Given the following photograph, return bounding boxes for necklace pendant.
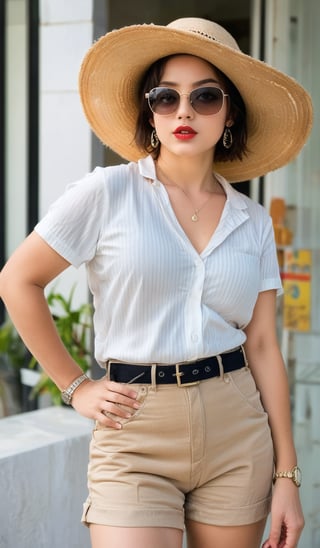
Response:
[191,213,199,222]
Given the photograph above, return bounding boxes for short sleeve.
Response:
[259,215,283,295]
[34,168,107,268]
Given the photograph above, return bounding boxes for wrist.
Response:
[273,465,302,487]
[61,373,90,405]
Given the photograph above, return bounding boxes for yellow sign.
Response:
[282,249,312,332]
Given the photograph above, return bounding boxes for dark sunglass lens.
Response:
[191,87,223,114]
[149,88,179,114]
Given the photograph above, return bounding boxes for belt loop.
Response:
[217,354,230,383]
[106,360,111,381]
[240,345,249,369]
[151,364,157,389]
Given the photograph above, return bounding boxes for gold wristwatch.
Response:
[273,465,301,487]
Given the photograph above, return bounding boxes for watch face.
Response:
[293,466,302,487]
[61,392,71,405]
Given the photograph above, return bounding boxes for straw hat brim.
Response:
[79,22,313,182]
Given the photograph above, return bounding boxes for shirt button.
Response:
[191,333,199,342]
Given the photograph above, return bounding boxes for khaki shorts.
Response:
[82,366,274,530]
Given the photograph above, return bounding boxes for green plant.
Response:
[0,321,28,415]
[0,321,27,369]
[29,286,93,405]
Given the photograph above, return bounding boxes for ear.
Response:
[225,118,234,128]
[149,117,155,128]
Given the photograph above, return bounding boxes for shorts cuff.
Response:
[82,499,185,530]
[186,495,271,526]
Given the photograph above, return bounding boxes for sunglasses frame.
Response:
[145,86,229,116]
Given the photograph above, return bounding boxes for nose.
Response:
[176,93,194,119]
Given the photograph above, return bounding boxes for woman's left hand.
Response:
[262,480,304,547]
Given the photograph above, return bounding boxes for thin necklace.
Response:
[190,194,212,222]
[158,168,216,222]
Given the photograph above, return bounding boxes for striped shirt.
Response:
[35,155,282,366]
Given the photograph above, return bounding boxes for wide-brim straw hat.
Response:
[79,17,313,182]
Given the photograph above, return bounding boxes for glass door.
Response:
[251,1,320,545]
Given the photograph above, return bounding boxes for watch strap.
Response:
[61,373,89,405]
[273,465,301,487]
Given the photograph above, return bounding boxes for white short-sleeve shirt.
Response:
[35,155,282,366]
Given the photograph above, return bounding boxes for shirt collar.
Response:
[138,155,158,183]
[138,155,248,211]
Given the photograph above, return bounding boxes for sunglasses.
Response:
[145,86,229,116]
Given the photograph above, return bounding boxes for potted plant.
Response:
[27,286,93,405]
[0,320,27,416]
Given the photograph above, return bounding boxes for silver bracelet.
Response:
[61,373,89,405]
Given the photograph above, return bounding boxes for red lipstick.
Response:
[173,126,197,140]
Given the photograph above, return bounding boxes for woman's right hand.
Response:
[71,377,141,428]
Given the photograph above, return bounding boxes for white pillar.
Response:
[39,0,95,306]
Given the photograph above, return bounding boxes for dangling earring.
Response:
[151,129,159,149]
[222,127,233,149]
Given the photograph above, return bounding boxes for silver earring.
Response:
[151,129,159,149]
[222,127,233,149]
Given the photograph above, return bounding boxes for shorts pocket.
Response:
[228,368,266,415]
[95,383,149,430]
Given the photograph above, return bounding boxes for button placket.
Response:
[185,260,205,356]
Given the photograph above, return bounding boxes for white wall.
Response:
[39,0,95,307]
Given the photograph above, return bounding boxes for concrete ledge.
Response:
[0,407,92,548]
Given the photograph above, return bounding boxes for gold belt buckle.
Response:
[174,363,200,387]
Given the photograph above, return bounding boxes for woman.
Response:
[0,17,312,548]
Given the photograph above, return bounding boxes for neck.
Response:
[155,153,216,193]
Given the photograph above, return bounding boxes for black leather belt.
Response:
[108,347,246,386]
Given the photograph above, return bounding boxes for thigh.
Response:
[186,518,266,548]
[90,524,183,548]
